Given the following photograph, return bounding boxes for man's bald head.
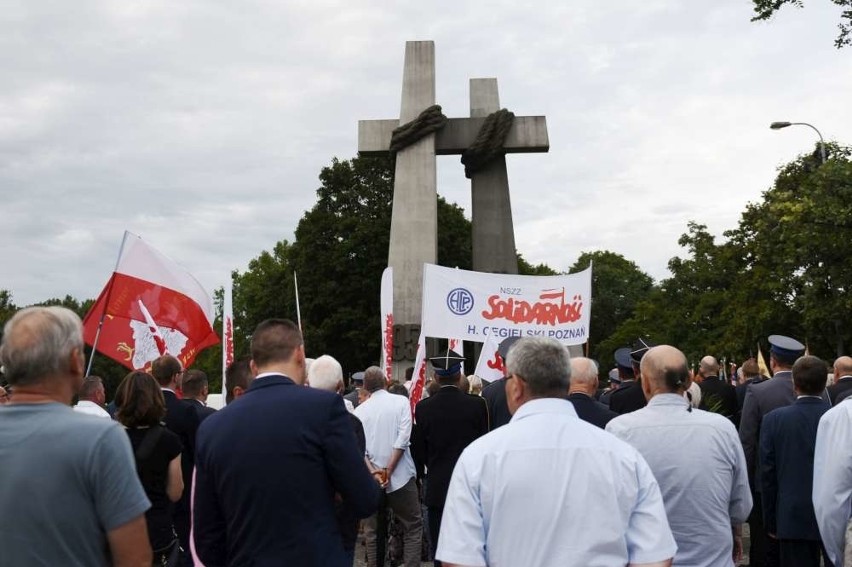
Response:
[699,356,719,377]
[641,346,690,394]
[568,357,598,396]
[0,306,84,387]
[834,356,852,377]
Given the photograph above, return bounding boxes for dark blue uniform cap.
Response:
[614,347,633,370]
[768,335,805,360]
[430,349,465,377]
[630,337,656,364]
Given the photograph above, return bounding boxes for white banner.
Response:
[380,267,394,383]
[408,332,427,415]
[474,333,504,383]
[421,264,592,345]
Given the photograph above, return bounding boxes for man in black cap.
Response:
[411,348,489,566]
[597,368,621,406]
[480,336,521,429]
[738,334,828,567]
[609,339,654,414]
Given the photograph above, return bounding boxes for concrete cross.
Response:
[358,41,549,380]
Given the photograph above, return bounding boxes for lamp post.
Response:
[770,121,827,164]
[771,121,841,356]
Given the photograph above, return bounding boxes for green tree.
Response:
[568,251,654,365]
[750,0,852,48]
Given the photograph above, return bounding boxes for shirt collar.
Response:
[511,397,577,422]
[647,393,689,408]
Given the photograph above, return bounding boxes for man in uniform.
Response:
[739,334,827,567]
[412,349,489,566]
[610,339,654,414]
[480,336,520,429]
[608,345,752,566]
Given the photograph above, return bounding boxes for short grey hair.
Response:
[363,366,386,393]
[0,306,84,386]
[569,357,598,386]
[505,337,571,397]
[308,355,343,393]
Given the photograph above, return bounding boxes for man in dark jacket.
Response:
[828,355,852,405]
[609,339,654,414]
[698,355,738,420]
[759,355,832,567]
[412,349,489,566]
[568,357,618,428]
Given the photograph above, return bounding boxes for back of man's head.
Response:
[0,306,84,387]
[569,357,598,395]
[833,355,852,377]
[742,358,760,379]
[308,355,343,393]
[793,355,828,395]
[151,355,181,387]
[181,369,208,399]
[363,366,386,393]
[225,358,252,404]
[641,345,690,394]
[699,356,719,377]
[78,376,104,401]
[250,319,302,368]
[505,337,571,398]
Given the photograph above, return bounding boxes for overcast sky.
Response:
[2,0,851,306]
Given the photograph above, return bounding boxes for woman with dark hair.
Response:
[116,371,184,565]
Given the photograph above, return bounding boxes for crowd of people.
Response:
[1,305,851,567]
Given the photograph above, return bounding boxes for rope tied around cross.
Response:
[388,105,516,179]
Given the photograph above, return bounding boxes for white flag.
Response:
[474,333,505,384]
[408,332,427,416]
[380,267,394,383]
[221,282,234,404]
[448,338,464,375]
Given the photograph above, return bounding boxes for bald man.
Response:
[567,357,618,429]
[608,346,752,567]
[698,355,737,420]
[828,356,852,405]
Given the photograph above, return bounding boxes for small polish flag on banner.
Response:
[380,267,394,384]
[138,299,168,356]
[408,332,428,416]
[83,231,219,372]
[221,282,234,404]
[474,333,505,384]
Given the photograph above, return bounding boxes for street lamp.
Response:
[770,121,827,164]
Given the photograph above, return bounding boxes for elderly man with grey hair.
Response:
[0,306,152,566]
[437,337,676,567]
[567,357,619,429]
[607,345,752,567]
[308,354,368,566]
[354,365,422,567]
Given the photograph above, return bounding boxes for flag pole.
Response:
[86,231,130,376]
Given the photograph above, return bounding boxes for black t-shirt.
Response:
[125,425,183,550]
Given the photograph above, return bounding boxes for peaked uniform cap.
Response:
[430,349,465,377]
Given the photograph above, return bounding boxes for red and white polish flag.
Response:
[221,282,234,403]
[408,332,428,416]
[83,232,219,372]
[380,267,394,384]
[474,333,505,384]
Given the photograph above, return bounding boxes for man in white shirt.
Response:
[73,376,111,418]
[607,345,752,567]
[813,396,852,567]
[354,366,422,567]
[437,337,676,567]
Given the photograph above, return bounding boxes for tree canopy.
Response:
[751,0,852,48]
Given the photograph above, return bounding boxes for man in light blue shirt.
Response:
[813,396,852,567]
[436,337,676,567]
[607,345,752,567]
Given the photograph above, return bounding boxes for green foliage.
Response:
[750,0,852,48]
[518,254,559,275]
[568,251,654,366]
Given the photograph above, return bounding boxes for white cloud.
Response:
[2,0,851,306]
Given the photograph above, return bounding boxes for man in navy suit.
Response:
[180,370,216,423]
[567,357,618,429]
[759,355,832,567]
[193,319,380,567]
